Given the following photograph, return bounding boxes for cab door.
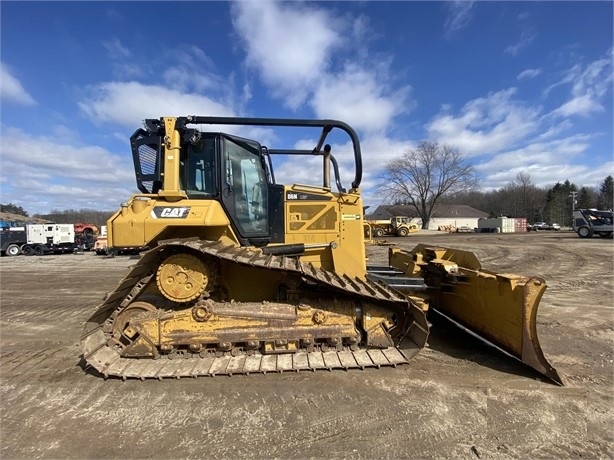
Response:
[220,134,269,241]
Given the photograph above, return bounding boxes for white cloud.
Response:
[310,65,411,133]
[0,62,36,106]
[476,133,594,175]
[161,46,229,95]
[105,8,123,21]
[425,88,541,155]
[78,81,236,126]
[102,37,131,59]
[0,127,133,183]
[230,1,412,135]
[548,55,613,118]
[518,11,530,20]
[162,66,223,94]
[113,63,144,80]
[444,1,475,38]
[534,119,573,141]
[517,68,542,80]
[478,161,613,191]
[101,37,144,79]
[0,126,135,213]
[551,95,599,118]
[231,0,342,109]
[504,30,537,56]
[423,72,611,193]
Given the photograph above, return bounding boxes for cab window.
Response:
[184,138,216,197]
[222,135,268,237]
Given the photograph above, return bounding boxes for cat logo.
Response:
[151,207,191,219]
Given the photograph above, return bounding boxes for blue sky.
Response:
[1,1,612,215]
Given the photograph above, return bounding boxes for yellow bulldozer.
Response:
[81,116,561,384]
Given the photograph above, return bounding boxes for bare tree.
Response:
[511,172,545,220]
[380,141,477,229]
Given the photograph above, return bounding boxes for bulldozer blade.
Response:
[388,245,563,385]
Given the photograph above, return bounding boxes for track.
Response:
[81,239,429,379]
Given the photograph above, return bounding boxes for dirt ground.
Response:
[1,231,612,459]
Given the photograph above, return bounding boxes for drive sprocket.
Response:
[156,253,218,302]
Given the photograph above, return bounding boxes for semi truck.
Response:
[0,223,76,256]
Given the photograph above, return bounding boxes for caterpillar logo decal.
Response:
[151,207,191,218]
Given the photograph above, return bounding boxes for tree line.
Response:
[380,140,613,228]
[0,204,114,228]
[438,174,613,226]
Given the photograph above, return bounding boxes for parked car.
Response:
[532,222,549,230]
[530,222,560,231]
[456,225,473,233]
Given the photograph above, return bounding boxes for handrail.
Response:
[176,116,363,190]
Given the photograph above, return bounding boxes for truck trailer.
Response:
[0,224,76,256]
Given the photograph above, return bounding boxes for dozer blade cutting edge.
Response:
[385,245,563,385]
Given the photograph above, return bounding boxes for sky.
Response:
[1,0,613,215]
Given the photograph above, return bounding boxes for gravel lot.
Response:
[1,231,612,459]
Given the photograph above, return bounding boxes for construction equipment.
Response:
[94,226,108,255]
[93,236,108,255]
[73,222,99,250]
[364,219,393,237]
[80,116,561,384]
[73,223,99,238]
[573,209,613,238]
[390,216,420,236]
[1,223,76,256]
[365,216,419,237]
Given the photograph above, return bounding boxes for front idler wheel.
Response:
[113,301,158,341]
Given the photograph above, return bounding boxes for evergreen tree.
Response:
[577,186,597,209]
[0,203,29,216]
[598,175,613,210]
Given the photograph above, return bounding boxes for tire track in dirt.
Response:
[1,348,72,384]
[1,306,89,323]
[522,439,610,458]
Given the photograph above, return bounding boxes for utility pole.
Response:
[569,191,577,228]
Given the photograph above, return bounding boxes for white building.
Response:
[367,204,488,230]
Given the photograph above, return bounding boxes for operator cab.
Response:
[131,127,272,242]
[129,116,363,247]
